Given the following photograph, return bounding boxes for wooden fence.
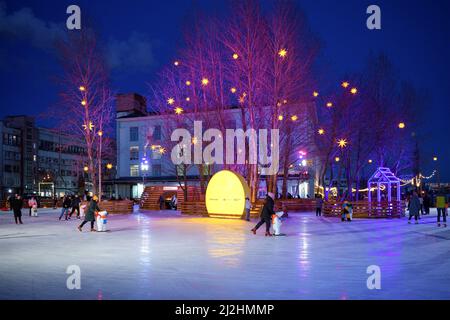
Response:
[323,200,406,218]
[275,199,316,213]
[79,200,133,214]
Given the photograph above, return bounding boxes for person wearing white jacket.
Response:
[28,197,37,217]
[272,211,286,236]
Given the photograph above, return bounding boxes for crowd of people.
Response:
[407,191,447,227]
[3,188,448,234]
[5,193,103,232]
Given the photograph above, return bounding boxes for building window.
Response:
[130,127,139,142]
[153,125,161,140]
[176,165,185,176]
[130,146,139,160]
[130,165,139,177]
[151,149,162,160]
[152,164,162,177]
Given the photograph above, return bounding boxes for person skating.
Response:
[69,195,81,219]
[418,194,424,216]
[342,201,353,221]
[251,192,275,236]
[59,195,72,221]
[436,193,447,227]
[158,195,165,210]
[11,195,23,224]
[315,195,323,217]
[244,197,251,221]
[78,195,101,232]
[408,191,421,224]
[28,196,37,217]
[423,192,431,215]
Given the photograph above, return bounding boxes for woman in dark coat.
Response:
[408,191,421,224]
[77,195,100,232]
[11,195,23,224]
[251,192,276,236]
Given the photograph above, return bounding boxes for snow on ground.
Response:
[0,207,449,300]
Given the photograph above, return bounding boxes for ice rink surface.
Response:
[0,207,449,300]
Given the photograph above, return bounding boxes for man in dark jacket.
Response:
[59,195,72,221]
[251,192,275,236]
[78,195,100,232]
[69,195,81,219]
[11,195,23,224]
[423,193,431,215]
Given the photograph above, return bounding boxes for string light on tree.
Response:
[83,166,89,172]
[291,115,298,121]
[368,159,373,163]
[230,87,237,94]
[232,53,239,60]
[398,122,406,129]
[82,121,94,131]
[337,138,348,148]
[350,87,358,95]
[326,102,333,108]
[201,78,209,86]
[433,156,438,161]
[313,91,319,97]
[79,86,86,92]
[335,157,340,162]
[167,97,175,105]
[278,115,283,121]
[318,128,325,135]
[341,81,349,88]
[185,80,191,86]
[81,100,87,106]
[278,48,287,58]
[174,61,180,66]
[174,107,184,115]
[106,163,113,170]
[185,97,190,102]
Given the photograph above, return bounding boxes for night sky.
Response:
[0,0,449,181]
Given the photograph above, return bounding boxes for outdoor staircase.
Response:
[250,201,264,218]
[140,186,163,210]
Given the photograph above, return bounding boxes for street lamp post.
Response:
[433,156,441,190]
[141,157,149,186]
[98,130,103,201]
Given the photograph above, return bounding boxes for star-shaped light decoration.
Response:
[82,121,94,131]
[337,139,348,148]
[201,78,209,86]
[278,48,287,58]
[174,107,184,115]
[167,97,175,105]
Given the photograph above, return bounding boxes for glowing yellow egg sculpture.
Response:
[205,170,250,219]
